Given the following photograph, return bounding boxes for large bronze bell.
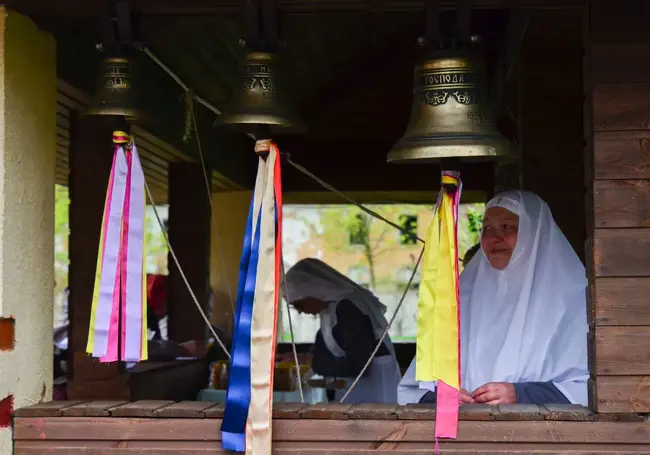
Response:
[387,50,514,163]
[85,56,142,121]
[217,51,305,134]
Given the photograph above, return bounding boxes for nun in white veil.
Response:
[398,190,589,406]
[285,258,401,403]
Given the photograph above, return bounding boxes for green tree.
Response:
[309,205,425,290]
[144,207,169,274]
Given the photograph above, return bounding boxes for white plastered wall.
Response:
[0,8,56,455]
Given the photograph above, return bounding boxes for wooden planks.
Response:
[12,415,650,445]
[587,3,650,414]
[12,441,650,455]
[594,376,650,413]
[594,180,650,228]
[14,401,650,453]
[594,327,650,375]
[592,278,650,326]
[593,132,650,180]
[592,229,650,277]
[592,82,650,131]
[14,401,604,422]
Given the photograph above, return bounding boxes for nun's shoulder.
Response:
[335,298,366,321]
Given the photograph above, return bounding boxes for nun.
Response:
[285,258,401,403]
[398,190,589,406]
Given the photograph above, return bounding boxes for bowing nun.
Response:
[398,190,589,406]
[285,258,401,403]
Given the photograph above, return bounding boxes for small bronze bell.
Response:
[85,56,142,121]
[387,50,514,164]
[217,51,305,135]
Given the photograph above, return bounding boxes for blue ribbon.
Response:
[221,197,263,452]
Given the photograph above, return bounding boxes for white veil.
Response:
[285,258,389,344]
[398,191,589,405]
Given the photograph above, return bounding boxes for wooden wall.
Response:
[520,9,586,260]
[13,401,650,454]
[586,1,650,413]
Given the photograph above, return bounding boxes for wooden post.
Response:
[519,9,586,261]
[586,1,650,414]
[167,162,212,343]
[67,114,129,399]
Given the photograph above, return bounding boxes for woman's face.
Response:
[481,206,519,270]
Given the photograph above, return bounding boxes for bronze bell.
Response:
[387,50,514,164]
[217,51,305,135]
[85,56,142,121]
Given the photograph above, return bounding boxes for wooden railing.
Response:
[13,400,650,454]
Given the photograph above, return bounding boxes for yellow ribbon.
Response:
[416,178,460,388]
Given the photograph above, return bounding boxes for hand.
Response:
[459,389,475,404]
[471,382,516,405]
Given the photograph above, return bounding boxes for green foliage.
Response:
[305,204,427,290]
[398,215,418,245]
[144,207,169,274]
[465,204,484,247]
[54,185,70,288]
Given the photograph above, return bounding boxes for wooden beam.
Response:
[13,413,650,446]
[491,8,531,110]
[167,162,212,343]
[279,138,495,194]
[54,27,254,186]
[11,0,587,17]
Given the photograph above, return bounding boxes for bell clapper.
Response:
[253,124,273,158]
[254,139,272,156]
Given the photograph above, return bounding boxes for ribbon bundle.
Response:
[416,171,462,441]
[86,131,148,363]
[221,143,282,455]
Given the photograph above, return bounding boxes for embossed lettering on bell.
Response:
[85,56,142,120]
[217,51,305,134]
[387,51,514,164]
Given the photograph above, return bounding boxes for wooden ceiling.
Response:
[18,1,584,195]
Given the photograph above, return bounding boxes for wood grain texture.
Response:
[346,403,397,420]
[542,404,595,421]
[593,228,650,276]
[13,401,85,417]
[495,405,545,421]
[593,131,650,180]
[593,180,650,228]
[594,326,650,375]
[12,417,650,444]
[61,401,128,417]
[110,401,174,417]
[13,441,650,455]
[592,277,650,325]
[592,43,650,83]
[13,401,595,421]
[595,375,650,413]
[593,83,650,131]
[395,403,435,420]
[13,440,650,455]
[154,401,216,418]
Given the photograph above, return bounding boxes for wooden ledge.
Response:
[13,417,650,446]
[12,400,630,421]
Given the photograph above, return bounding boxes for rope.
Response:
[144,178,232,360]
[339,246,425,403]
[143,45,238,332]
[188,99,237,322]
[284,156,425,244]
[142,45,432,399]
[142,46,256,141]
[280,257,305,403]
